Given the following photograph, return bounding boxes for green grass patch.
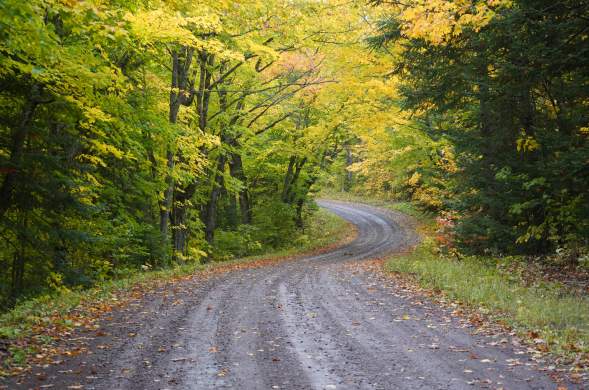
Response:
[0,207,351,376]
[386,239,589,356]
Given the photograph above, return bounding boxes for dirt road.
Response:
[8,201,566,389]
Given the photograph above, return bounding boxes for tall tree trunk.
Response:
[172,204,188,258]
[227,193,238,229]
[295,198,304,229]
[159,149,175,239]
[281,156,296,203]
[282,156,307,204]
[228,151,252,224]
[160,47,196,242]
[295,175,318,230]
[169,52,215,251]
[197,53,214,132]
[171,182,197,258]
[203,156,226,243]
[239,190,252,225]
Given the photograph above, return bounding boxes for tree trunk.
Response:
[281,156,296,203]
[169,52,214,250]
[171,181,198,259]
[228,151,252,224]
[227,193,238,229]
[282,156,306,204]
[204,156,226,243]
[159,149,175,239]
[295,174,318,230]
[171,203,188,257]
[295,198,304,229]
[160,47,196,242]
[239,188,252,225]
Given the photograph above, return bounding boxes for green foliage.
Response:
[250,199,299,248]
[364,0,589,257]
[212,225,263,260]
[212,204,350,261]
[3,0,585,313]
[0,0,364,309]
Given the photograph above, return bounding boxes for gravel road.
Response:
[7,201,568,390]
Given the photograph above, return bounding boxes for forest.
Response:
[1,0,588,312]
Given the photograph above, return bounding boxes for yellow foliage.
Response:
[407,172,422,187]
[124,7,244,61]
[516,132,540,152]
[77,154,107,168]
[389,0,513,45]
[88,140,125,160]
[412,186,444,209]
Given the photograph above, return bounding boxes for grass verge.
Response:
[386,239,589,363]
[322,191,589,371]
[0,207,353,376]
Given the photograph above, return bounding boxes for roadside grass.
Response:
[0,262,205,374]
[321,191,589,363]
[386,239,589,359]
[0,207,352,376]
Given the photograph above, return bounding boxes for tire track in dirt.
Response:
[6,201,572,389]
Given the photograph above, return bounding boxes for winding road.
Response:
[9,201,566,389]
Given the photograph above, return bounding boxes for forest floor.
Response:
[2,200,582,389]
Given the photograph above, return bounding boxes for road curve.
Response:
[7,201,566,389]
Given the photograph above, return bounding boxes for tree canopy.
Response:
[1,0,588,308]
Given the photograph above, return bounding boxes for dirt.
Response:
[2,201,577,389]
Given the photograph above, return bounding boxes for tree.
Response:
[367,0,589,255]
